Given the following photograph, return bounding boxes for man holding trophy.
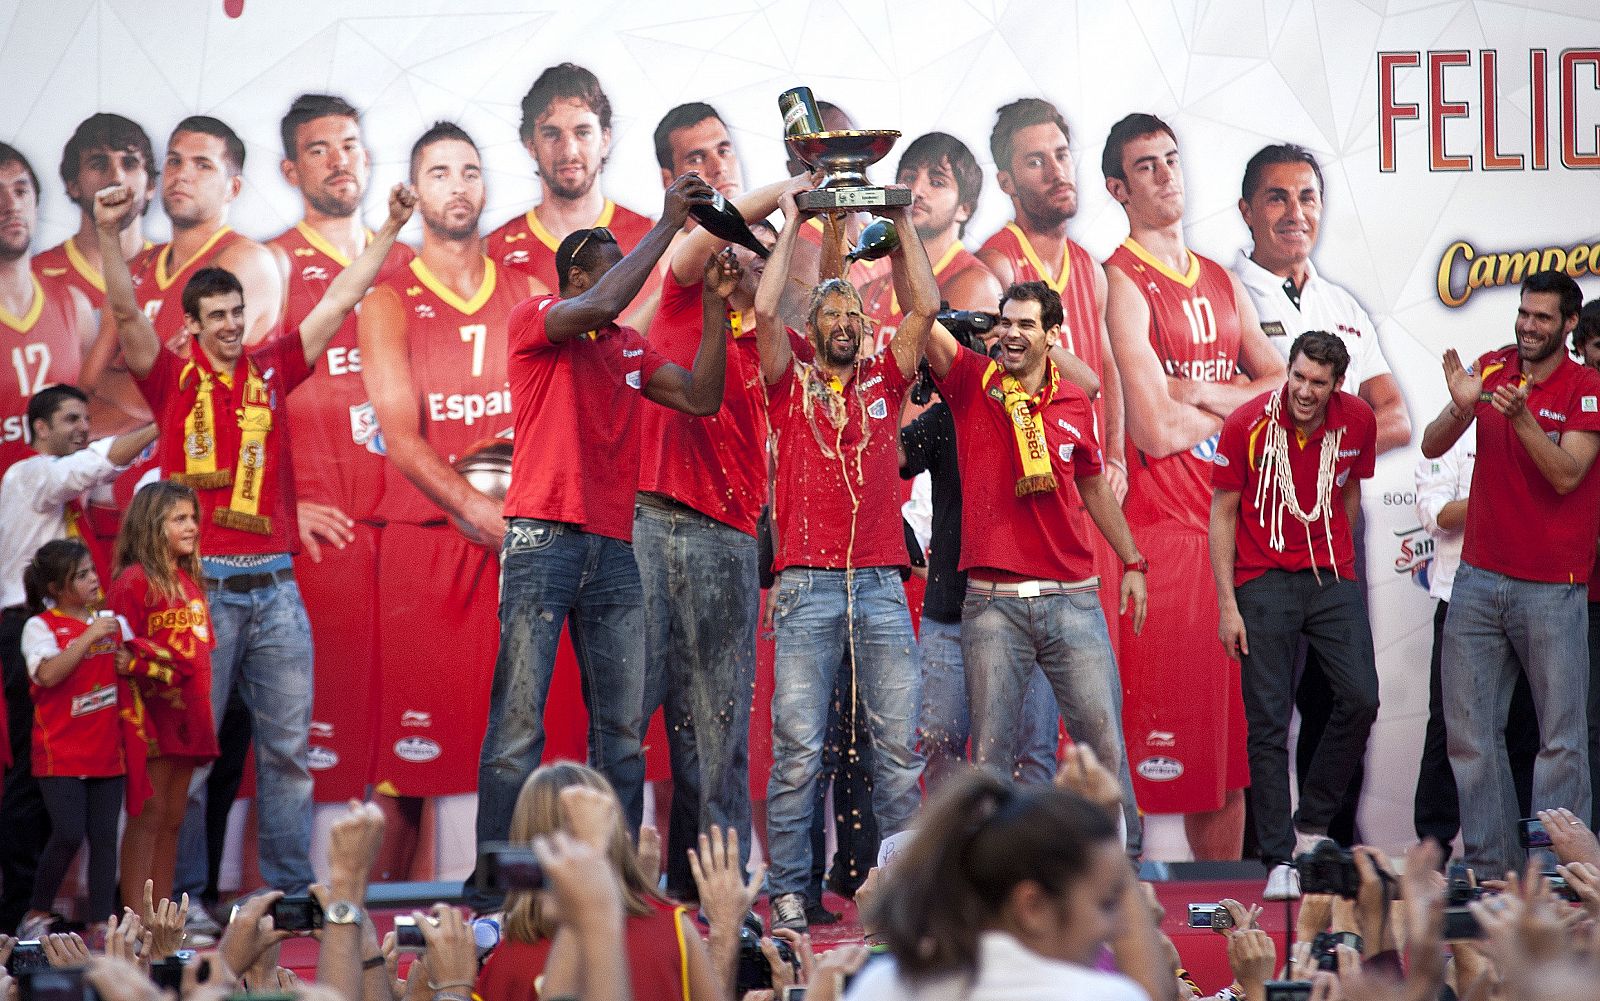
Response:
[754,92,934,933]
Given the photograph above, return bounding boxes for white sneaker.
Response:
[186,899,224,936]
[768,892,808,933]
[1265,862,1302,901]
[1294,828,1331,859]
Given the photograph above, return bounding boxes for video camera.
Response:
[910,308,1000,405]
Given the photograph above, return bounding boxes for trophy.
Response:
[779,86,910,214]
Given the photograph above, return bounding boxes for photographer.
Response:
[473,763,724,1001]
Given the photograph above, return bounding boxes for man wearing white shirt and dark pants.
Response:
[0,384,154,932]
[1411,428,1536,855]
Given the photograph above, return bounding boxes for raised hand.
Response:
[705,248,742,300]
[140,880,188,961]
[93,185,138,233]
[1539,808,1600,867]
[1054,743,1122,816]
[41,932,91,968]
[689,824,764,934]
[1442,348,1483,414]
[218,890,293,980]
[662,172,717,230]
[558,784,619,852]
[386,183,418,227]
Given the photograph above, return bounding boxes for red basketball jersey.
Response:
[33,236,155,311]
[268,223,415,520]
[29,609,126,778]
[858,241,988,352]
[372,257,523,525]
[979,225,1105,378]
[486,200,654,295]
[1,274,83,477]
[1105,238,1243,534]
[130,228,248,348]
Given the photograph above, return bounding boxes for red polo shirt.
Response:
[768,344,910,571]
[136,335,311,556]
[636,269,768,536]
[503,295,670,542]
[1461,347,1600,584]
[1213,387,1376,585]
[935,346,1103,582]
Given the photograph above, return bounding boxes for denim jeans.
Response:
[918,617,1058,791]
[766,566,923,897]
[1445,562,1591,876]
[467,519,647,910]
[176,569,316,895]
[1235,570,1378,866]
[961,587,1142,855]
[634,498,758,897]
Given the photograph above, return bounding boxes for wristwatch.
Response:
[325,900,365,926]
[1122,556,1149,574]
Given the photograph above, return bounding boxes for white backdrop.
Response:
[6,0,1600,861]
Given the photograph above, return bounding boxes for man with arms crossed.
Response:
[923,279,1147,852]
[753,186,935,933]
[1209,331,1379,899]
[1103,113,1285,861]
[469,171,728,912]
[1421,271,1600,878]
[94,176,414,896]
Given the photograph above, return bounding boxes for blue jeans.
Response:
[468,519,647,909]
[176,567,316,895]
[918,617,1058,791]
[766,567,923,897]
[634,498,758,895]
[1445,562,1591,876]
[962,587,1142,855]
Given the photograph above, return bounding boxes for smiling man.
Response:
[95,174,414,897]
[1209,330,1378,900]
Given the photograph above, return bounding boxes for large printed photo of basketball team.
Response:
[3,3,1600,999]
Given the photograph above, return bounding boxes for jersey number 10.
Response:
[1182,296,1218,345]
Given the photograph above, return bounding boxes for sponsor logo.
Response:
[506,250,530,266]
[1190,432,1220,462]
[427,389,511,427]
[1537,408,1567,422]
[1058,442,1074,462]
[41,266,67,277]
[626,370,642,389]
[1213,452,1230,467]
[622,348,643,358]
[504,232,528,243]
[405,286,423,296]
[71,686,117,718]
[394,736,441,763]
[1392,524,1434,593]
[1056,418,1081,437]
[1584,395,1598,413]
[301,264,328,282]
[1146,729,1176,748]
[293,247,316,258]
[400,710,432,727]
[1261,320,1287,338]
[309,721,334,738]
[307,746,340,771]
[350,401,383,454]
[1137,756,1184,781]
[867,397,888,419]
[414,303,435,319]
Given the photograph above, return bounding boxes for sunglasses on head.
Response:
[569,226,616,261]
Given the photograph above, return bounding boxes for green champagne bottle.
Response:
[845,218,899,263]
[778,87,824,137]
[689,192,771,259]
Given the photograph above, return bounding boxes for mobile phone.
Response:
[1442,906,1481,940]
[782,988,807,1001]
[392,915,437,952]
[1519,817,1553,849]
[17,967,98,1001]
[1186,903,1233,930]
[270,894,324,932]
[1263,981,1313,1001]
[474,842,545,892]
[6,941,49,976]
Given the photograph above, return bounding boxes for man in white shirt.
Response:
[0,383,154,931]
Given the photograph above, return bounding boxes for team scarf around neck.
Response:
[173,355,275,534]
[981,359,1059,496]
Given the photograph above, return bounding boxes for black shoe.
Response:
[805,901,842,926]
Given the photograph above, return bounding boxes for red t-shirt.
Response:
[1213,387,1377,585]
[637,269,768,536]
[503,295,670,541]
[935,346,1103,581]
[106,565,219,763]
[475,901,691,1001]
[130,229,249,347]
[369,257,523,526]
[1462,347,1600,584]
[28,609,126,777]
[857,241,987,351]
[768,345,911,570]
[268,223,414,521]
[486,199,655,306]
[135,334,312,556]
[0,273,83,477]
[1105,238,1243,535]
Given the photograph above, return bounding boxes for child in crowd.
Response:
[107,481,218,905]
[16,539,129,938]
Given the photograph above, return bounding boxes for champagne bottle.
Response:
[690,192,771,259]
[778,87,824,137]
[845,217,898,263]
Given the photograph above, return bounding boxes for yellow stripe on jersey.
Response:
[1007,223,1069,293]
[155,226,235,290]
[64,235,107,292]
[526,200,619,253]
[294,221,373,268]
[1120,236,1200,289]
[409,257,499,316]
[0,273,45,333]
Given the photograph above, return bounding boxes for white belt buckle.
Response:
[1017,580,1041,598]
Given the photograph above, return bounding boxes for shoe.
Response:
[768,892,808,933]
[185,900,224,937]
[805,901,842,926]
[1265,862,1302,901]
[16,912,58,939]
[1293,827,1331,859]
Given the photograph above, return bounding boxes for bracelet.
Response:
[362,955,385,970]
[428,980,476,992]
[432,992,472,1001]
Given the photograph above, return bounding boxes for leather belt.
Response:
[203,567,295,594]
[966,576,1099,598]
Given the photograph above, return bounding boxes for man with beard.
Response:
[486,63,653,313]
[1102,113,1284,865]
[132,117,280,349]
[753,185,935,933]
[1422,270,1600,878]
[267,92,415,840]
[358,123,543,828]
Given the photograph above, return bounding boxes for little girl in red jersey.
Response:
[106,481,219,906]
[16,539,130,938]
